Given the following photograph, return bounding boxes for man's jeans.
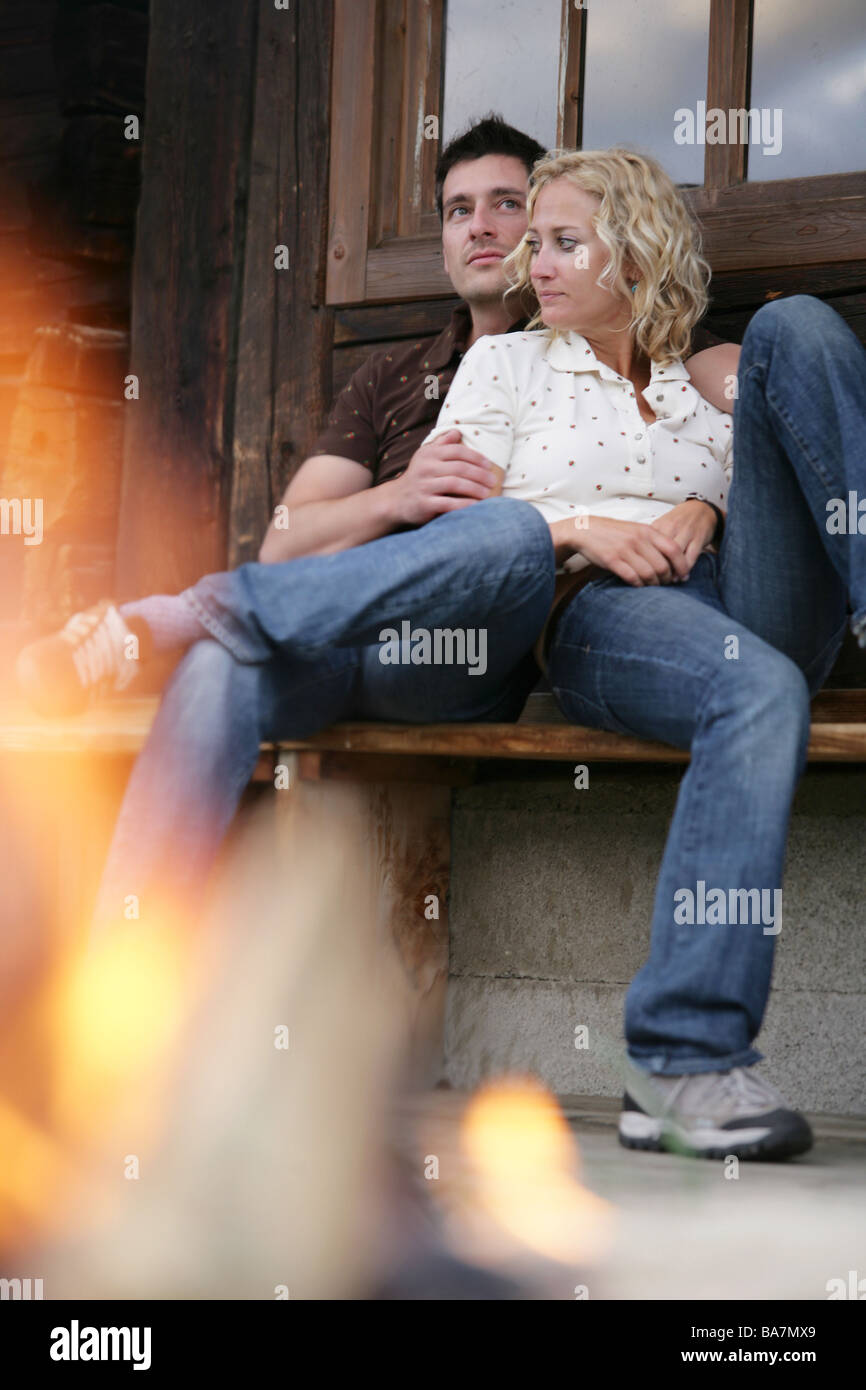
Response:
[93,497,555,927]
[549,295,866,1075]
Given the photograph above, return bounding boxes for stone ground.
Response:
[397,1090,866,1301]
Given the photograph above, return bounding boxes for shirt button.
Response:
[637,455,646,463]
[634,433,643,440]
[655,394,664,402]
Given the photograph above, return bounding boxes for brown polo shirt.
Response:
[311,302,726,485]
[311,304,528,485]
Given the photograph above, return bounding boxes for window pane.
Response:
[749,0,866,181]
[582,0,710,186]
[442,0,560,152]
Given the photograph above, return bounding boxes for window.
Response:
[326,0,866,306]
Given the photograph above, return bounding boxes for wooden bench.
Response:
[4,687,866,1080]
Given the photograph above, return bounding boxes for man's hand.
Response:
[388,429,501,526]
[650,499,718,571]
[550,514,691,586]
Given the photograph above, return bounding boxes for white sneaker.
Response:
[16,600,151,717]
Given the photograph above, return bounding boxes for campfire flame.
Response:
[452,1075,613,1267]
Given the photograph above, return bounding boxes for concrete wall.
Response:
[444,763,866,1116]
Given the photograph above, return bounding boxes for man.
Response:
[18,118,552,926]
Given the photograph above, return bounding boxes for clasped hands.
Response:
[550,499,718,587]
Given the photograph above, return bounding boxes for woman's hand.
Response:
[650,499,718,571]
[550,514,691,586]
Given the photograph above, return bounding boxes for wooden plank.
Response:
[4,689,866,761]
[114,0,259,598]
[693,169,866,212]
[366,235,452,302]
[325,0,376,304]
[699,201,866,273]
[705,0,753,189]
[370,0,443,246]
[276,719,866,763]
[359,171,866,302]
[708,260,866,313]
[370,0,406,246]
[229,0,335,564]
[398,0,443,238]
[557,0,586,149]
[333,297,457,344]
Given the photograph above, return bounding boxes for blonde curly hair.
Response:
[504,147,711,365]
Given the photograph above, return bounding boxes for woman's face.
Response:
[526,179,635,338]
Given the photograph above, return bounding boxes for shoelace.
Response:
[69,608,128,692]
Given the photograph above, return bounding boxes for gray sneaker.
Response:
[618,1062,813,1161]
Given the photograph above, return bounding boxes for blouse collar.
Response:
[542,328,691,383]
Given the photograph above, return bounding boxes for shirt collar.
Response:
[424,302,530,371]
[542,329,691,382]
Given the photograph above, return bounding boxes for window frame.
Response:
[325,0,866,307]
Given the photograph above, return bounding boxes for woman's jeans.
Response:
[549,295,866,1075]
[93,497,556,927]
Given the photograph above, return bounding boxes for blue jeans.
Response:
[549,296,866,1075]
[93,498,555,926]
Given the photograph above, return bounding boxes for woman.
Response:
[422,147,866,1161]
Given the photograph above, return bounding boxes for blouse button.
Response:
[634,433,643,440]
[637,455,646,463]
[655,394,664,402]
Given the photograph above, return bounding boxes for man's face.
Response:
[440,154,530,304]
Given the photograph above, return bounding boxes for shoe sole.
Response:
[618,1107,814,1161]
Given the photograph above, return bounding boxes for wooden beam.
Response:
[114,0,259,598]
[689,183,866,273]
[4,690,866,761]
[397,0,443,237]
[359,174,866,301]
[229,0,335,563]
[557,0,587,149]
[705,0,753,189]
[325,0,376,304]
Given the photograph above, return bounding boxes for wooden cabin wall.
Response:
[0,0,148,659]
[114,0,334,596]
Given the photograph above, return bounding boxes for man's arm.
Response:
[684,342,741,413]
[258,454,397,563]
[258,434,499,563]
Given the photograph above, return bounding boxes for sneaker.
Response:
[618,1062,813,1161]
[16,600,152,717]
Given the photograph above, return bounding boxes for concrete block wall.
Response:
[444,763,866,1116]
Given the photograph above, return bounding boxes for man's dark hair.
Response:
[435,113,546,220]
